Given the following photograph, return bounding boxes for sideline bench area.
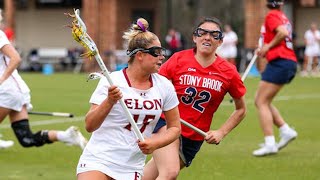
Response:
[37,48,68,64]
[27,47,83,73]
[24,48,131,73]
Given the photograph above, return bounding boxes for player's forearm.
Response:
[155,107,181,148]
[268,29,288,49]
[219,106,246,137]
[153,126,180,149]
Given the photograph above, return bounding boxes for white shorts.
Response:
[305,46,320,57]
[217,46,237,59]
[77,152,142,180]
[0,89,32,112]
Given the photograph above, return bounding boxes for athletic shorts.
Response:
[77,151,142,180]
[0,88,32,112]
[153,118,204,167]
[305,45,320,57]
[261,58,297,84]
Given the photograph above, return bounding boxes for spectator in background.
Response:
[3,23,14,44]
[165,28,185,57]
[217,24,238,66]
[60,47,84,71]
[301,22,320,77]
[27,49,41,72]
[0,9,14,45]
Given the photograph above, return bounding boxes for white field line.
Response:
[223,93,320,106]
[1,93,320,129]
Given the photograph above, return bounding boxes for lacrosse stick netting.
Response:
[65,9,144,141]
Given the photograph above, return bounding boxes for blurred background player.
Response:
[217,24,238,66]
[253,0,298,157]
[0,11,87,150]
[165,28,185,57]
[301,22,320,77]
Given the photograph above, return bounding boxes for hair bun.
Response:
[136,18,148,32]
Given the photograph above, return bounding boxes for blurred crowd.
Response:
[0,17,319,77]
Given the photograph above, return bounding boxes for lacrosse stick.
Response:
[180,119,207,137]
[181,119,219,144]
[240,53,258,82]
[230,53,257,103]
[86,72,105,82]
[28,111,74,118]
[65,9,144,141]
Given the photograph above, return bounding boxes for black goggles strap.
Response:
[126,48,144,57]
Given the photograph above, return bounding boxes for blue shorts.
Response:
[261,58,297,84]
[153,118,204,167]
[153,117,167,133]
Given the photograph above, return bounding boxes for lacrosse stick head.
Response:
[87,72,104,82]
[65,9,97,59]
[73,9,87,32]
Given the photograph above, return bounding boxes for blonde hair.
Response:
[123,18,158,63]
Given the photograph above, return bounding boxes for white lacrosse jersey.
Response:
[80,69,179,176]
[0,30,31,111]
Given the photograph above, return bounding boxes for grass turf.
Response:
[0,72,319,180]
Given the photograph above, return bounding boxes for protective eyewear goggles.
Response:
[194,28,223,40]
[127,46,167,57]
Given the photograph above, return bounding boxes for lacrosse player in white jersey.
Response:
[0,12,87,150]
[76,18,181,180]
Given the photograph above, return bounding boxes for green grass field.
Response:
[0,73,319,180]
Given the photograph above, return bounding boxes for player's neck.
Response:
[194,53,216,68]
[125,67,151,89]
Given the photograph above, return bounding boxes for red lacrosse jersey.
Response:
[159,49,246,140]
[264,9,297,62]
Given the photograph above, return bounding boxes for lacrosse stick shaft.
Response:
[230,54,258,103]
[95,50,145,141]
[180,119,208,137]
[241,54,258,82]
[28,111,74,118]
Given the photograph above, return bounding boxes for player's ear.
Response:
[192,35,197,44]
[135,51,144,61]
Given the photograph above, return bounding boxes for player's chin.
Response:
[153,63,162,72]
[199,46,214,54]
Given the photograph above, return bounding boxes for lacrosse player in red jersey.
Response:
[0,12,87,150]
[76,18,180,180]
[253,0,298,157]
[143,17,247,180]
